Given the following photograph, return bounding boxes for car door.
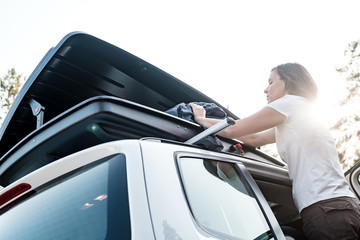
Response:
[345,162,360,200]
[140,140,287,240]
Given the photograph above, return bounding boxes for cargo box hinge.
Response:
[28,99,45,129]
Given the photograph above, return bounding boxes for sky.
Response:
[1,0,360,127]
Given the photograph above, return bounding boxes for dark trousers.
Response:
[300,197,360,240]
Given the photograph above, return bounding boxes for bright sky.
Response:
[1,0,360,126]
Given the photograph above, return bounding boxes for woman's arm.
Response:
[238,128,276,148]
[189,103,285,143]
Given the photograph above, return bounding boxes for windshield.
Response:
[179,158,274,240]
[0,154,131,240]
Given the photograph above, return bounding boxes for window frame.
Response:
[175,151,284,240]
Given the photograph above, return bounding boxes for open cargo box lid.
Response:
[0,32,238,158]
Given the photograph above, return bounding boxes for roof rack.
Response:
[185,117,235,145]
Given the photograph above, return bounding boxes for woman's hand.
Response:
[188,102,222,129]
[188,103,206,123]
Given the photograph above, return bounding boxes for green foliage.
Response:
[336,41,360,105]
[0,68,26,123]
[333,40,360,170]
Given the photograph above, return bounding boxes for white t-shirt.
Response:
[267,95,354,212]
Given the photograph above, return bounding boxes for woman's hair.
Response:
[272,63,318,102]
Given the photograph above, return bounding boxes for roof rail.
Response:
[185,117,235,145]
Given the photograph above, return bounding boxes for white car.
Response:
[0,32,358,240]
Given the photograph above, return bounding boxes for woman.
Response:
[189,63,360,239]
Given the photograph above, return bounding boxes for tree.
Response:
[0,68,26,124]
[332,40,360,171]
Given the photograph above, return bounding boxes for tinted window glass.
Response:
[0,154,130,240]
[179,158,273,240]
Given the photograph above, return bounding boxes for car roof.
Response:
[0,32,238,159]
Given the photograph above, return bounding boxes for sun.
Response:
[313,92,341,128]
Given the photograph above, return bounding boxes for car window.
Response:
[0,154,131,240]
[178,157,274,240]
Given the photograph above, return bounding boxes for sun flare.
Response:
[313,92,341,128]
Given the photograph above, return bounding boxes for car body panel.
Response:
[0,139,287,239]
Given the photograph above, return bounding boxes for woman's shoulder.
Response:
[271,95,309,107]
[282,94,308,102]
[267,95,309,116]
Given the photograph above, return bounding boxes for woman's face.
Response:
[264,70,287,103]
